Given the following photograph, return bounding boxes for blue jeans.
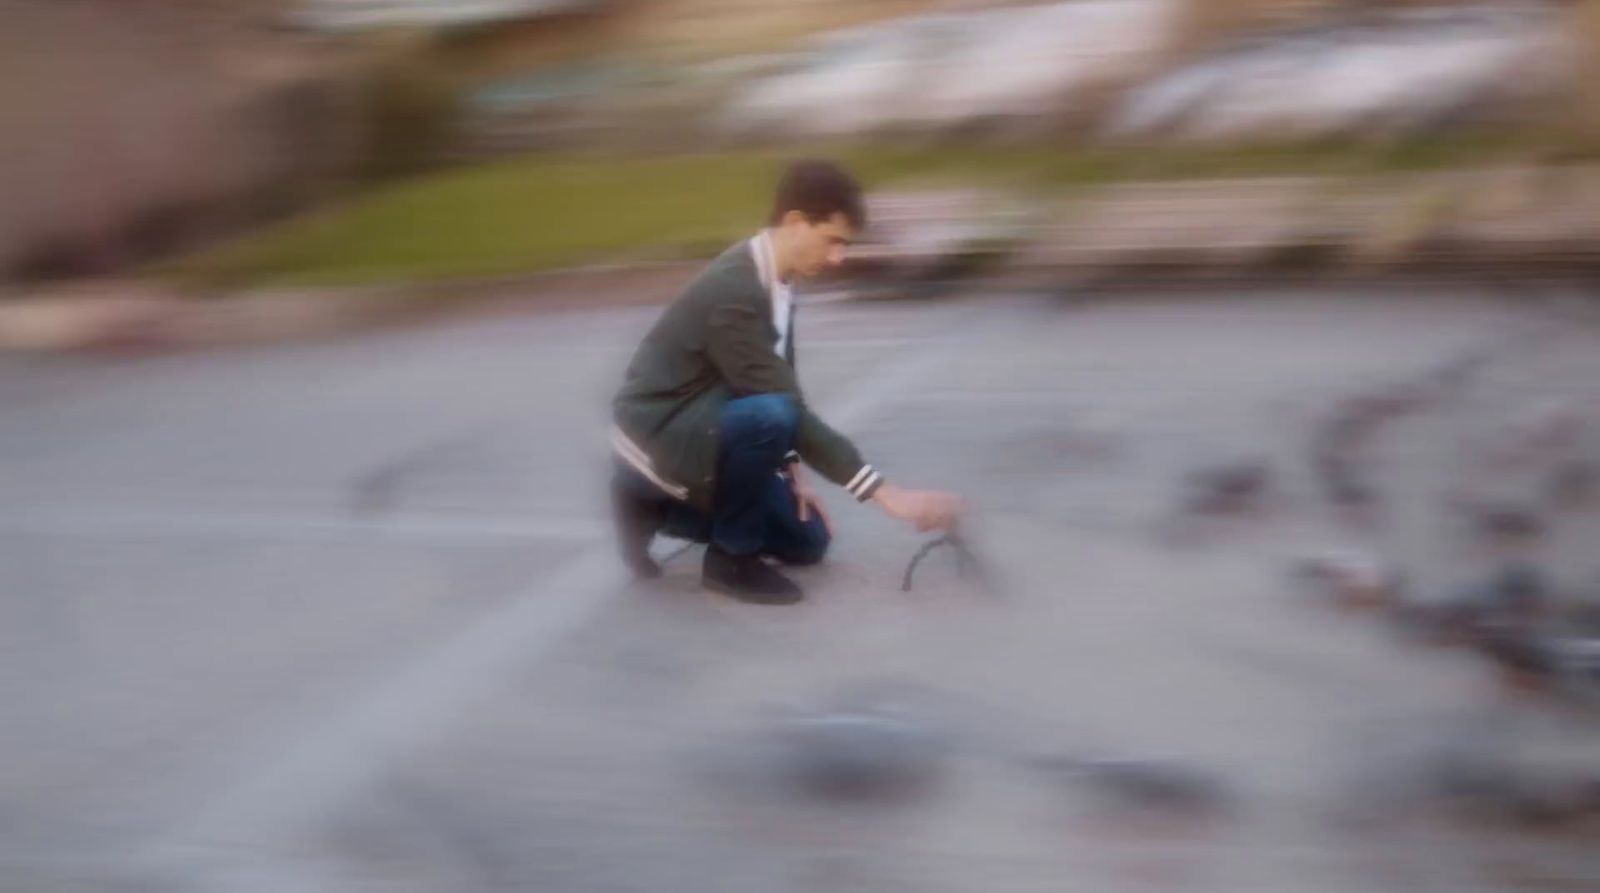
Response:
[616,394,830,564]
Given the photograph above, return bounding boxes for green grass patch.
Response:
[156,136,1572,290]
[158,152,780,289]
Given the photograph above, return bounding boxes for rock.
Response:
[1546,457,1600,508]
[1314,452,1377,507]
[1474,622,1559,686]
[1484,563,1550,618]
[1310,410,1380,507]
[1319,410,1374,450]
[1431,757,1599,828]
[1477,399,1592,473]
[1434,565,1576,694]
[1327,472,1377,508]
[1504,399,1589,457]
[1340,382,1431,422]
[769,709,949,801]
[1463,499,1546,541]
[1529,634,1600,707]
[1392,567,1547,647]
[1182,456,1272,514]
[1567,595,1600,636]
[1396,567,1575,691]
[1430,756,1529,821]
[1292,549,1404,610]
[1427,350,1491,394]
[1033,755,1233,817]
[1391,582,1487,645]
[1366,717,1600,829]
[699,682,958,804]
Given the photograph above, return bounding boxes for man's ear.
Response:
[779,209,809,229]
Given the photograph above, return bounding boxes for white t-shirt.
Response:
[749,230,791,358]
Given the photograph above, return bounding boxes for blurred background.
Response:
[1,0,1598,304]
[3,2,1600,892]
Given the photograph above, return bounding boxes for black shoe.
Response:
[703,544,803,605]
[611,477,662,579]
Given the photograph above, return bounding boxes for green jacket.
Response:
[612,237,882,512]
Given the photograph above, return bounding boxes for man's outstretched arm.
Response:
[707,298,962,531]
[706,295,877,493]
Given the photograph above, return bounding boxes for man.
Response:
[610,160,964,604]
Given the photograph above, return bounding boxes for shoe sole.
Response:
[702,575,803,606]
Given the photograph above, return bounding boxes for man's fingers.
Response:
[918,499,961,532]
[936,496,965,530]
[879,487,966,533]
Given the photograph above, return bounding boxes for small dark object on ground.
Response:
[1292,549,1404,611]
[1471,502,1547,540]
[1183,458,1271,514]
[1323,465,1377,507]
[1547,458,1599,507]
[1395,566,1548,648]
[1432,757,1600,828]
[1474,621,1559,687]
[901,532,991,593]
[1030,754,1233,817]
[1546,635,1600,705]
[1485,563,1549,618]
[772,710,948,801]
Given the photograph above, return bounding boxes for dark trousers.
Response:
[616,394,830,564]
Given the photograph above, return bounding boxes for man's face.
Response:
[781,211,856,280]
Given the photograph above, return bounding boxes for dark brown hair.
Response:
[768,159,865,230]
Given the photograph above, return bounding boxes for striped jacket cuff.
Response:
[844,464,884,502]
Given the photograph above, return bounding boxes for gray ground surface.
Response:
[3,284,1599,892]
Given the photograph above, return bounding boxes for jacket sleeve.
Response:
[796,408,885,502]
[705,297,885,502]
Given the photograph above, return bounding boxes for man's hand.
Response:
[871,482,964,532]
[788,463,832,536]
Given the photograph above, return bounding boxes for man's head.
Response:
[768,160,865,280]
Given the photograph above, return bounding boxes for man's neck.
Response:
[763,228,793,284]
